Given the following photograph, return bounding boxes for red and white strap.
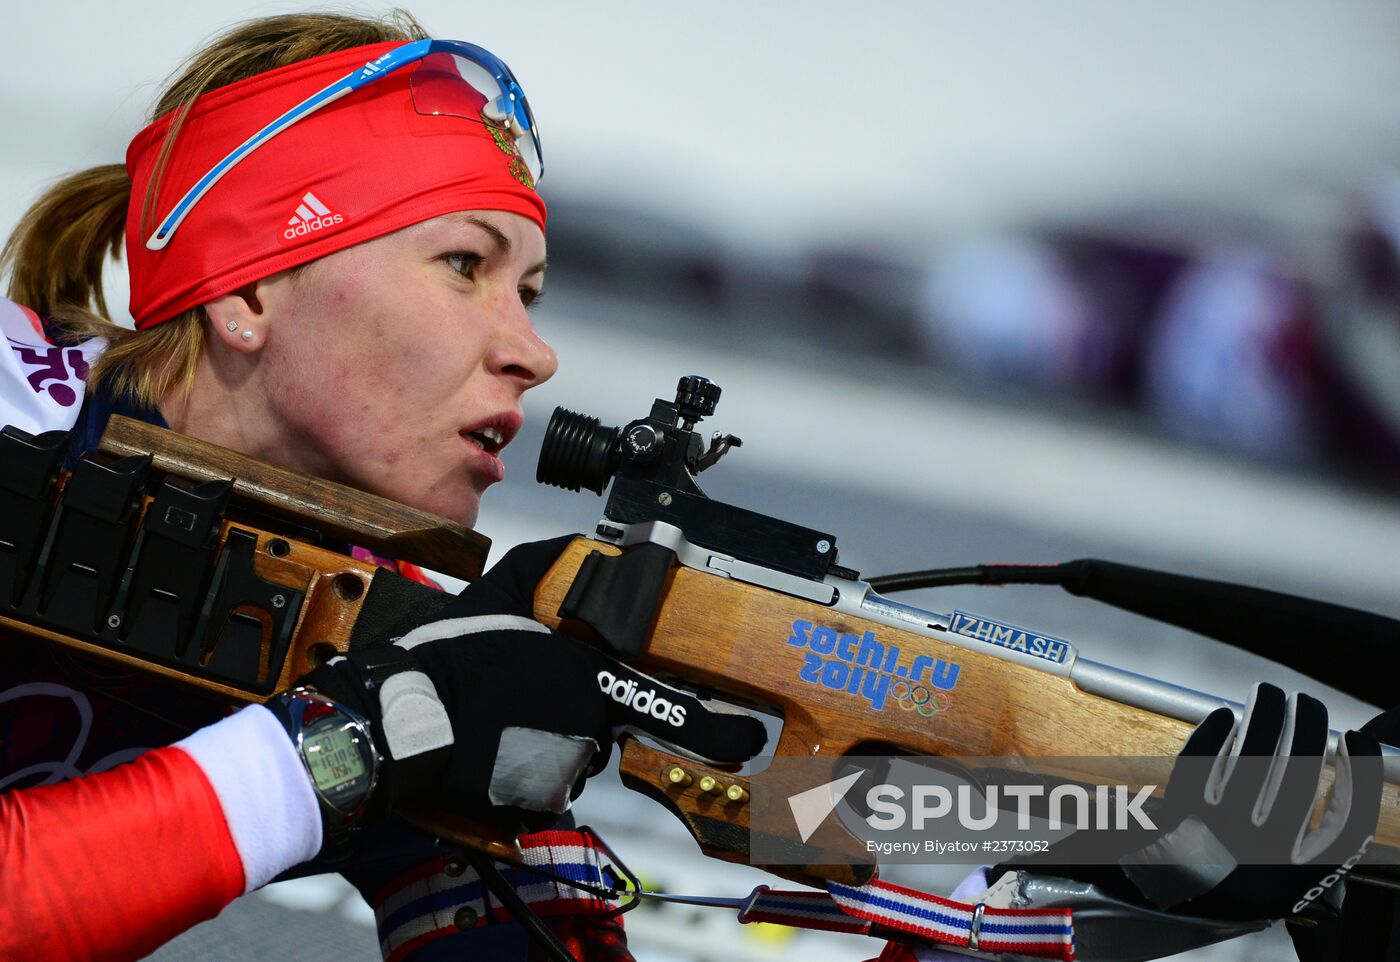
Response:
[373,829,619,962]
[373,830,1075,961]
[741,878,1075,960]
[739,887,872,934]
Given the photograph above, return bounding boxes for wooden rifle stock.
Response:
[97,415,490,582]
[0,416,520,861]
[519,539,1400,886]
[3,416,1394,886]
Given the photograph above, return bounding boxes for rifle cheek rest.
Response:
[558,543,676,659]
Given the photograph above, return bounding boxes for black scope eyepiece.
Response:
[536,376,734,497]
[536,408,620,495]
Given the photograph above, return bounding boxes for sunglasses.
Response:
[145,38,543,251]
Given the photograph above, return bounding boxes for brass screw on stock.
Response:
[667,767,747,804]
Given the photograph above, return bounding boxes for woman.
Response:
[2,13,1384,962]
[0,12,764,961]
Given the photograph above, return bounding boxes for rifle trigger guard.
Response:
[557,542,676,659]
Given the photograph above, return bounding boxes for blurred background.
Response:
[5,1,1400,959]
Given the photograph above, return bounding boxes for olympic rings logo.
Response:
[0,682,146,790]
[891,680,951,717]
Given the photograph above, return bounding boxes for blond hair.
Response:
[0,11,428,408]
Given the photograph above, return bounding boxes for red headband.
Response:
[125,41,547,330]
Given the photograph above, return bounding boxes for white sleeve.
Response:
[173,705,324,891]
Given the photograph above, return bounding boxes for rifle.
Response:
[0,378,1396,955]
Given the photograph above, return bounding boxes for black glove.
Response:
[1287,705,1400,962]
[1118,683,1382,921]
[1000,683,1383,924]
[304,536,768,829]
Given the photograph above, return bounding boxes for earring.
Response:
[226,320,238,332]
[241,330,253,342]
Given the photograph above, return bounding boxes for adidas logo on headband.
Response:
[283,191,345,240]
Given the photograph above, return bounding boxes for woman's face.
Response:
[245,210,554,526]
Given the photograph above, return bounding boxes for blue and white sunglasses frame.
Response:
[146,38,542,250]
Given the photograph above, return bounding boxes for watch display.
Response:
[269,687,379,830]
[303,722,369,795]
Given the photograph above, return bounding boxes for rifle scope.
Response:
[537,376,730,496]
[536,408,621,495]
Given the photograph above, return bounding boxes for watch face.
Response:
[304,725,366,792]
[301,715,375,814]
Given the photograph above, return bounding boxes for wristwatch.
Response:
[266,686,381,841]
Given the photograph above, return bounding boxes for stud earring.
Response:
[241,330,253,342]
[226,320,238,332]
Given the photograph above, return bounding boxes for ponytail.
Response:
[0,163,204,408]
[2,164,128,321]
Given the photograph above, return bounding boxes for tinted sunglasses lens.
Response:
[410,52,543,185]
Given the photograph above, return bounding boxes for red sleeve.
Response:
[0,744,246,962]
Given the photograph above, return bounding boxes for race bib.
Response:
[0,296,105,435]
